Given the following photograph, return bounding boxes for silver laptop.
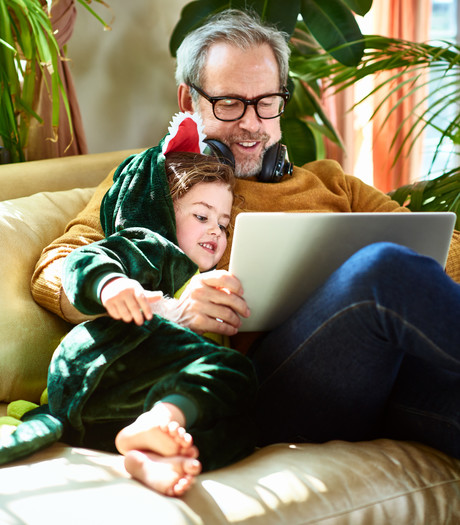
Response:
[229,212,456,332]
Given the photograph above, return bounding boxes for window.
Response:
[421,0,459,178]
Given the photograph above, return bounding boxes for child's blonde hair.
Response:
[165,152,235,202]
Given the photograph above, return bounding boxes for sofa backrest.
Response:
[0,149,142,201]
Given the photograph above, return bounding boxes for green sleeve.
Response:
[62,227,198,315]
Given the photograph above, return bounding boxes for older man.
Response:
[32,10,460,487]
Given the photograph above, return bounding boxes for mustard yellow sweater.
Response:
[31,159,460,321]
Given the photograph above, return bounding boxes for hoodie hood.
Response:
[101,139,178,245]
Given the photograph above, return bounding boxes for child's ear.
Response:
[178,84,194,113]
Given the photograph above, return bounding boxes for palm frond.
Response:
[298,36,459,176]
[389,167,460,229]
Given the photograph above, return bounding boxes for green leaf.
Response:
[281,117,317,166]
[0,37,16,53]
[388,185,412,206]
[290,21,323,58]
[286,77,344,149]
[169,0,229,57]
[282,77,343,163]
[389,168,460,230]
[16,94,42,123]
[300,0,364,66]
[409,181,429,210]
[0,69,23,161]
[230,0,301,36]
[284,77,316,117]
[75,0,112,30]
[1,0,108,162]
[262,0,300,37]
[341,0,373,17]
[306,119,340,154]
[0,1,17,82]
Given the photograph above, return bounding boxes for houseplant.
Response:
[297,35,460,227]
[0,0,109,163]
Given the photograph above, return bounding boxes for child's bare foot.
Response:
[115,402,195,458]
[115,402,203,496]
[123,449,202,497]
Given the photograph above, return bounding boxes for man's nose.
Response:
[238,104,261,133]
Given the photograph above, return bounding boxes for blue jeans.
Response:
[248,242,460,458]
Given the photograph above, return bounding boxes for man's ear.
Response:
[178,83,194,113]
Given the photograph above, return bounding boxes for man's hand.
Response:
[173,270,250,336]
[100,277,163,326]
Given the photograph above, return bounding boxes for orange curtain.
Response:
[27,0,88,160]
[325,0,431,192]
[371,0,431,192]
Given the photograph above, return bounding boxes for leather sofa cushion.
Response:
[0,440,459,524]
[0,188,95,402]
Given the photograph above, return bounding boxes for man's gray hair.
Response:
[175,9,290,93]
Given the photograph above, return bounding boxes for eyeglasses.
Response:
[189,84,290,122]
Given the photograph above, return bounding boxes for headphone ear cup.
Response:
[258,143,293,183]
[203,139,235,169]
[258,143,280,183]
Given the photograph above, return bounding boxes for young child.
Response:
[0,115,256,497]
[99,151,247,496]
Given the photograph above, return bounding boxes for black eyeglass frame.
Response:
[189,83,291,122]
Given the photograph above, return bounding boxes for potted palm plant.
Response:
[295,35,460,227]
[0,0,109,163]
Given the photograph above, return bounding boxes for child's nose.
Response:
[208,222,221,235]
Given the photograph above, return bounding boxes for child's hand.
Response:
[100,277,163,326]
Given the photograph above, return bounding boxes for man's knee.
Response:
[337,242,439,298]
[350,242,429,277]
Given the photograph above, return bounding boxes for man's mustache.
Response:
[224,133,270,145]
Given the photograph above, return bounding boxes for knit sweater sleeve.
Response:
[30,170,114,320]
[445,230,460,283]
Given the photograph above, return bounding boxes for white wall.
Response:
[68,0,189,154]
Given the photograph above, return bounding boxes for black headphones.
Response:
[203,138,293,183]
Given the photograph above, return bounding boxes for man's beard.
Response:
[235,154,265,179]
[224,133,272,179]
[234,150,264,178]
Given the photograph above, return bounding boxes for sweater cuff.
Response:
[30,257,66,318]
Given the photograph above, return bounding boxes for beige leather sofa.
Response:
[0,151,459,524]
